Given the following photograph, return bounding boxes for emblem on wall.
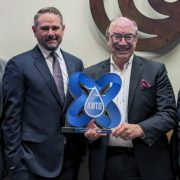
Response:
[89,0,180,51]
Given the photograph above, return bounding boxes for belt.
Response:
[107,146,134,154]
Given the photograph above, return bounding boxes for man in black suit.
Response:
[84,17,177,180]
[0,59,6,114]
[1,7,86,180]
[0,58,6,178]
[175,91,180,179]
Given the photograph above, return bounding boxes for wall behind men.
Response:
[0,0,179,96]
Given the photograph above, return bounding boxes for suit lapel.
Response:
[61,50,78,109]
[128,56,143,113]
[100,59,110,75]
[32,46,62,107]
[61,50,76,76]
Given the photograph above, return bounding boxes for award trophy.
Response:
[61,72,121,134]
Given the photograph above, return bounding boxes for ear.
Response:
[32,26,37,37]
[105,35,109,41]
[106,36,111,48]
[61,25,65,37]
[32,26,36,34]
[62,24,65,31]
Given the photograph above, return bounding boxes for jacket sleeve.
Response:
[1,59,24,169]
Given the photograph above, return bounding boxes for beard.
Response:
[40,35,62,51]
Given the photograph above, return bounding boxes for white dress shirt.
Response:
[108,55,134,147]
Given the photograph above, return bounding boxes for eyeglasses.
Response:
[110,33,136,43]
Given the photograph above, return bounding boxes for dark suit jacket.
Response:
[85,56,177,180]
[177,91,180,165]
[172,90,180,179]
[0,59,6,115]
[0,59,6,178]
[1,46,86,178]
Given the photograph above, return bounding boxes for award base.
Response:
[61,127,112,134]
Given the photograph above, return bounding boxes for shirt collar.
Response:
[38,44,63,60]
[110,54,134,72]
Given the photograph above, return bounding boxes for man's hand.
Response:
[84,120,106,141]
[112,123,144,140]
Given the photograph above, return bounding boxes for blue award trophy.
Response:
[61,72,121,134]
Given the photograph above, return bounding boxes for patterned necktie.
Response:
[51,52,65,103]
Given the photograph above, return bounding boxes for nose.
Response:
[119,37,127,45]
[47,28,54,35]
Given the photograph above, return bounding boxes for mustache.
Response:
[46,35,57,41]
[112,43,132,51]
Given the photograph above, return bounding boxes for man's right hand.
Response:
[84,120,107,141]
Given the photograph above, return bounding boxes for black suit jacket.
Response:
[85,55,177,180]
[177,91,180,166]
[1,46,86,178]
[0,59,6,178]
[172,90,180,179]
[0,59,6,115]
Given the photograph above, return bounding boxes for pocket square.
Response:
[140,79,151,89]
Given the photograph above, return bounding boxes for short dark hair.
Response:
[34,7,63,26]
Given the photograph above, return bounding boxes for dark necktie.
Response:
[51,52,65,102]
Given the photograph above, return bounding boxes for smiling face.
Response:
[106,17,137,67]
[32,13,65,51]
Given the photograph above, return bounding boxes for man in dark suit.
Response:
[0,59,6,114]
[84,17,177,180]
[1,7,86,180]
[0,59,6,119]
[175,91,180,179]
[0,58,6,178]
